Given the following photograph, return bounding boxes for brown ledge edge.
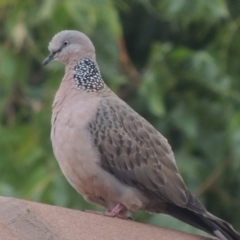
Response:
[0,196,216,240]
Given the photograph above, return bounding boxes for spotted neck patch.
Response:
[73,58,105,92]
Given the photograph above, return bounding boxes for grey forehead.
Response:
[48,30,88,51]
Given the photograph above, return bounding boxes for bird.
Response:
[42,30,240,240]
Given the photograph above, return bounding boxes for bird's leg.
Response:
[104,203,129,219]
[84,204,130,220]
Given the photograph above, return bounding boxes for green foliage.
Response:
[0,0,240,235]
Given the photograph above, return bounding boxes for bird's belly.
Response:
[51,95,105,198]
[51,121,100,196]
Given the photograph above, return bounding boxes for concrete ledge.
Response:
[0,196,215,240]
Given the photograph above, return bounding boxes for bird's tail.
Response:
[166,204,240,240]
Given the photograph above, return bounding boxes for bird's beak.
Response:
[42,52,57,66]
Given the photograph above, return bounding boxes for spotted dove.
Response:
[42,30,240,240]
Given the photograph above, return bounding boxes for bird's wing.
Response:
[88,97,204,212]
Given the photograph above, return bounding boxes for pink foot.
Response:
[83,204,130,220]
[104,204,129,219]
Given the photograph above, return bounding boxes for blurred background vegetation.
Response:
[0,0,240,236]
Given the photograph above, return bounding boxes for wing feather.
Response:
[88,98,205,212]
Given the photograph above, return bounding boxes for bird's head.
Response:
[43,30,96,66]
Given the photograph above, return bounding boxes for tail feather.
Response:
[167,205,240,240]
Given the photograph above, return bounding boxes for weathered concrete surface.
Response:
[0,196,215,240]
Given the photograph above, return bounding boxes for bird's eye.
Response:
[63,41,69,46]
